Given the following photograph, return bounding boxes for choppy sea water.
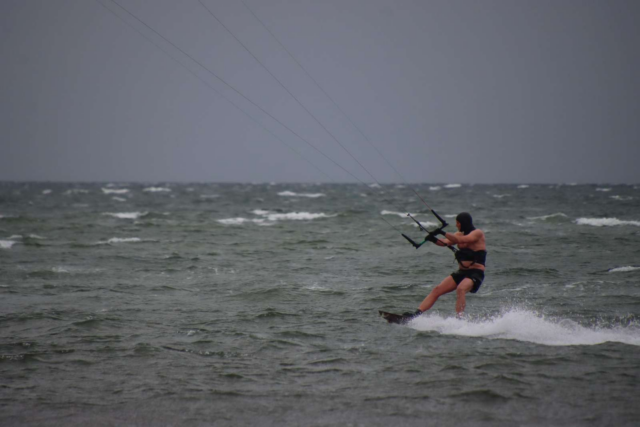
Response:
[1,182,639,426]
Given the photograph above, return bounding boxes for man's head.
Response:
[455,212,475,235]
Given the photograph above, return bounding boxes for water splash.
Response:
[409,308,640,346]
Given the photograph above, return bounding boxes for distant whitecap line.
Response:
[103,212,147,220]
[610,195,633,201]
[444,184,462,188]
[429,186,441,191]
[595,188,612,192]
[218,210,334,225]
[143,187,171,192]
[101,188,130,194]
[608,266,640,273]
[517,185,529,189]
[492,194,510,198]
[368,183,381,189]
[528,213,568,220]
[112,197,127,202]
[42,189,52,195]
[277,191,325,198]
[575,217,640,227]
[410,308,640,346]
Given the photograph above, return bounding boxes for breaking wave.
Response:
[608,266,640,273]
[101,188,129,194]
[575,217,640,227]
[143,187,171,192]
[277,191,325,198]
[103,212,148,220]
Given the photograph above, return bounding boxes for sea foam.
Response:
[143,187,171,192]
[444,184,462,188]
[409,308,640,347]
[575,217,640,227]
[0,240,16,249]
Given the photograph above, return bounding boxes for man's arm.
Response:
[443,229,482,245]
[425,234,452,247]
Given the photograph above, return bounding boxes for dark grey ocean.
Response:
[1,182,639,426]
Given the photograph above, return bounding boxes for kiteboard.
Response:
[379,310,415,325]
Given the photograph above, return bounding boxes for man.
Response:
[404,212,487,320]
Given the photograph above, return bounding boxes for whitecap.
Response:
[381,210,406,218]
[429,186,441,191]
[28,234,45,239]
[42,189,52,195]
[0,240,16,249]
[492,194,510,199]
[517,185,529,189]
[369,184,381,189]
[112,197,127,202]
[143,187,171,193]
[444,184,462,188]
[608,266,640,273]
[277,191,325,198]
[610,195,633,201]
[263,212,332,221]
[528,213,568,221]
[595,188,612,192]
[251,209,271,216]
[218,217,265,226]
[410,308,640,346]
[103,212,147,220]
[101,188,129,195]
[575,217,640,227]
[8,235,23,240]
[105,237,142,244]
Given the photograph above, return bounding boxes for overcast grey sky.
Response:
[1,0,639,184]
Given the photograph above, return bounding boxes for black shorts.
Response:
[451,269,485,293]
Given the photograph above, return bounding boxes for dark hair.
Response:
[456,212,475,235]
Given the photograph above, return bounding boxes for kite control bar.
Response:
[402,211,457,253]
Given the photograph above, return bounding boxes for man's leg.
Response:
[419,276,458,312]
[455,278,474,315]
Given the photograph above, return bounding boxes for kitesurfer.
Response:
[404,212,486,320]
